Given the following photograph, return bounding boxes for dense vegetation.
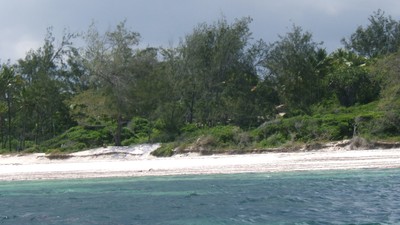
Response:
[1,11,400,155]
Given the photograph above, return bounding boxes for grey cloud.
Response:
[0,0,399,61]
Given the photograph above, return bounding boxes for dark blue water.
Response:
[0,169,399,224]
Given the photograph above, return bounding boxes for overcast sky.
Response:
[1,0,400,62]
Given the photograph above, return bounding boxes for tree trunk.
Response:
[114,114,122,146]
[188,91,195,123]
[0,115,3,149]
[7,94,11,152]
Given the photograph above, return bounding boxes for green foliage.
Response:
[43,126,113,152]
[150,143,175,157]
[326,49,380,106]
[367,53,400,137]
[120,117,179,145]
[264,25,326,113]
[251,102,382,147]
[208,126,240,144]
[69,89,114,126]
[83,21,140,146]
[257,133,287,148]
[178,17,266,126]
[175,125,251,154]
[16,29,77,143]
[127,117,151,137]
[3,13,400,154]
[342,10,400,57]
[180,123,199,133]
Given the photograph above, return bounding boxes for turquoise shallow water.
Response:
[0,169,399,224]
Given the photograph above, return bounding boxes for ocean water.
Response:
[0,169,399,224]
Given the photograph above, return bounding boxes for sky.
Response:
[1,0,400,62]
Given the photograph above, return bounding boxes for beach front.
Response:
[1,144,400,181]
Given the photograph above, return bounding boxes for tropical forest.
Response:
[1,10,400,156]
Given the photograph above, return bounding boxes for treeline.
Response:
[1,10,400,153]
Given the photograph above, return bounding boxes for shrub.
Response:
[349,136,372,149]
[22,145,43,153]
[256,132,288,148]
[195,135,217,149]
[180,123,199,133]
[65,126,104,146]
[151,143,174,157]
[208,125,241,144]
[121,137,137,146]
[45,149,73,160]
[128,117,151,137]
[234,132,251,149]
[251,106,380,147]
[42,125,114,152]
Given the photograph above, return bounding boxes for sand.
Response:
[0,143,400,181]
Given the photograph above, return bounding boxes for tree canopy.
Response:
[0,11,400,152]
[342,10,400,58]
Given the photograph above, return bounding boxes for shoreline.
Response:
[1,147,400,181]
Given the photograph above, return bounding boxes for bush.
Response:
[151,143,174,157]
[128,117,151,137]
[258,133,287,148]
[22,145,43,153]
[349,136,372,149]
[42,125,113,152]
[121,137,137,146]
[180,123,199,133]
[234,132,251,149]
[251,103,381,147]
[125,117,178,144]
[149,130,177,143]
[372,101,400,137]
[65,126,106,147]
[194,135,218,153]
[208,125,241,144]
[45,149,73,160]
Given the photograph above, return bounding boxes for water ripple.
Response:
[0,169,399,224]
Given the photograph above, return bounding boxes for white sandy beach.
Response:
[1,143,400,181]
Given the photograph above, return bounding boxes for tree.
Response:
[264,25,326,113]
[15,28,77,147]
[82,21,140,146]
[178,17,264,126]
[326,49,379,107]
[342,10,400,58]
[0,64,17,151]
[371,52,400,134]
[126,47,161,117]
[109,46,188,139]
[149,48,187,136]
